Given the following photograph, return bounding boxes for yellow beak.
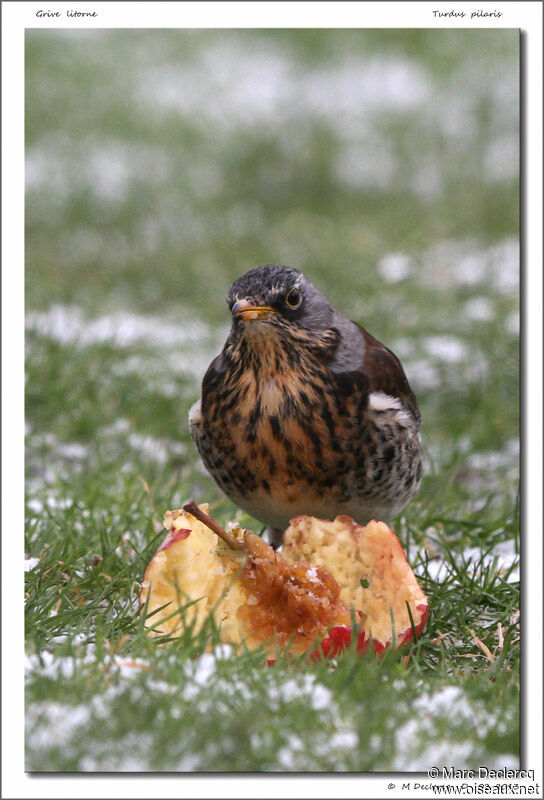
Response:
[232,299,278,321]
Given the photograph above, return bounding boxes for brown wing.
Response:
[357,325,421,426]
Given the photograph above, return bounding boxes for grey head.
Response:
[226,264,335,333]
[225,264,364,371]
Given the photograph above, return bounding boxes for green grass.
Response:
[25,28,519,772]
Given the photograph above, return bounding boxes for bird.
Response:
[189,265,423,548]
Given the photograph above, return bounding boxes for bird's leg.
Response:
[266,525,285,550]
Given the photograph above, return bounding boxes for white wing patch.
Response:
[188,398,202,438]
[368,392,403,412]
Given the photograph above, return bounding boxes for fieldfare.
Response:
[190,265,423,547]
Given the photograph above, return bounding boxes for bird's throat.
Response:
[225,323,338,420]
[230,322,339,378]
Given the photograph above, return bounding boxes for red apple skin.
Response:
[140,528,192,605]
[156,528,191,553]
[141,528,192,589]
[267,602,429,665]
[313,602,429,660]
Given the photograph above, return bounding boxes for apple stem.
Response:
[182,500,246,551]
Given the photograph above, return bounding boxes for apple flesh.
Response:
[140,504,248,642]
[281,515,429,657]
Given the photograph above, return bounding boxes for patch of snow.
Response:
[423,336,467,364]
[112,657,151,678]
[417,237,518,295]
[49,633,90,647]
[26,702,92,751]
[276,679,302,705]
[192,652,216,685]
[182,652,216,700]
[377,253,413,283]
[463,297,495,321]
[490,753,520,770]
[26,304,208,351]
[45,495,74,510]
[27,304,227,390]
[277,745,296,769]
[329,730,359,750]
[467,439,519,473]
[141,46,431,133]
[462,541,519,583]
[25,651,96,680]
[410,158,444,199]
[54,442,89,461]
[176,753,202,771]
[421,558,452,583]
[77,732,157,772]
[403,739,475,771]
[404,358,441,390]
[127,433,185,465]
[266,673,332,712]
[24,557,40,572]
[26,140,171,204]
[334,141,397,191]
[213,644,233,660]
[311,684,333,711]
[506,312,519,335]
[100,418,132,436]
[27,491,75,517]
[393,685,516,770]
[418,534,519,585]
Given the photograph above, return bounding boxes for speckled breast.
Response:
[196,356,423,529]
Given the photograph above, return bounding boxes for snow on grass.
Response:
[466,439,519,473]
[420,537,519,585]
[26,32,517,208]
[141,47,432,134]
[25,645,356,771]
[25,424,187,491]
[422,335,468,364]
[416,237,518,295]
[403,358,441,390]
[26,650,96,680]
[182,652,217,700]
[377,252,413,283]
[26,304,228,391]
[506,312,519,335]
[126,432,186,465]
[393,686,518,771]
[26,304,210,352]
[26,702,93,754]
[25,647,515,772]
[27,495,74,514]
[391,328,499,393]
[269,674,333,711]
[463,296,495,322]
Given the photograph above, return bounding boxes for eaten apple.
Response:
[140,503,428,658]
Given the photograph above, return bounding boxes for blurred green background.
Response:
[26,28,518,311]
[26,27,519,505]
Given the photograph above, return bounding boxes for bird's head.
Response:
[226,265,335,338]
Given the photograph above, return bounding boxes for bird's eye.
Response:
[285,288,302,309]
